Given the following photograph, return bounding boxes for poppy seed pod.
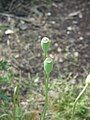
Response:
[86,74,90,85]
[41,37,51,54]
[44,57,53,76]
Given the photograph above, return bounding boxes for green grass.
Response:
[0,41,90,120]
[49,77,88,120]
[0,73,89,120]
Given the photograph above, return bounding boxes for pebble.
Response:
[5,29,14,35]
[79,13,83,18]
[54,43,58,47]
[51,21,55,24]
[67,26,72,31]
[74,52,79,57]
[47,12,51,16]
[15,54,19,58]
[57,47,62,52]
[49,54,54,59]
[19,24,28,30]
[59,58,63,63]
[34,77,39,83]
[79,36,84,40]
[67,31,70,34]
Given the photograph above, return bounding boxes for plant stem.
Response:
[71,83,88,120]
[45,74,49,110]
[13,100,16,120]
[44,53,48,60]
[13,84,20,120]
[40,53,49,120]
[40,73,49,120]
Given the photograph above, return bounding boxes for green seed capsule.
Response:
[41,37,51,54]
[86,74,90,85]
[44,57,53,76]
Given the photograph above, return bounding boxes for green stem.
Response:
[44,53,48,60]
[40,52,49,120]
[45,74,49,110]
[13,88,16,120]
[71,83,88,120]
[40,73,49,120]
[13,103,16,120]
[13,84,20,120]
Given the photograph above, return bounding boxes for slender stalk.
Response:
[40,72,49,120]
[71,84,88,120]
[44,53,48,60]
[44,52,49,113]
[13,84,20,120]
[40,52,47,120]
[40,36,52,119]
[45,74,49,112]
[13,97,16,120]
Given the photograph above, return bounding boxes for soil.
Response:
[0,0,90,82]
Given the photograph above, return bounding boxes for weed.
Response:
[40,37,53,120]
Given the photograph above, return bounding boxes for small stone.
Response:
[51,21,55,24]
[79,13,83,18]
[47,12,51,16]
[15,54,19,58]
[49,54,54,59]
[59,58,63,63]
[19,24,28,30]
[57,47,62,52]
[34,77,39,83]
[54,43,58,47]
[74,52,79,57]
[67,26,72,31]
[5,29,14,35]
[67,31,70,34]
[79,36,84,40]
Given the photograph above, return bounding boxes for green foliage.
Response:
[0,71,13,83]
[50,78,88,120]
[0,60,13,102]
[0,24,8,30]
[0,60,10,71]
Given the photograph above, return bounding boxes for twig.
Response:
[0,12,37,23]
